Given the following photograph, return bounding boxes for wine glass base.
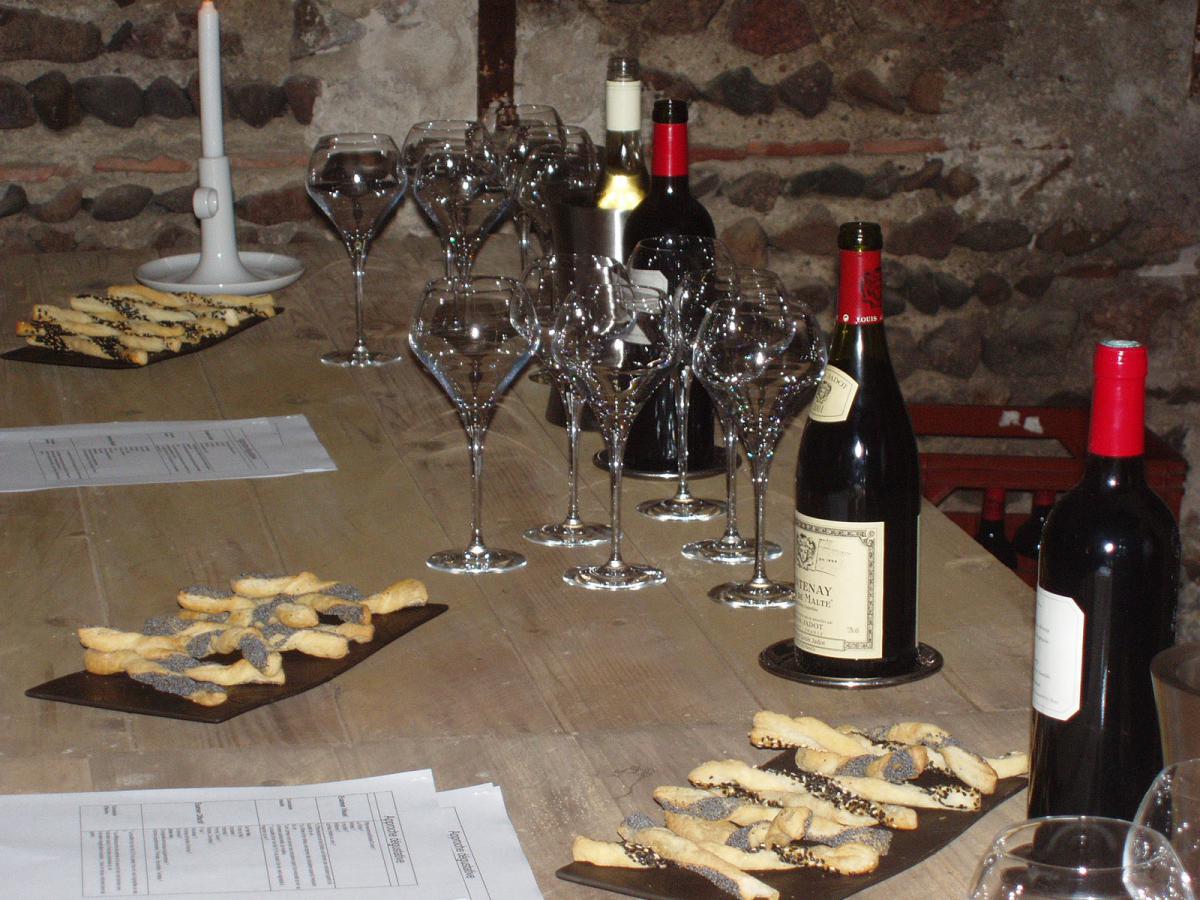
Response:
[523,522,611,547]
[563,563,666,591]
[682,537,783,565]
[636,495,725,522]
[426,548,526,574]
[321,349,403,368]
[708,580,794,609]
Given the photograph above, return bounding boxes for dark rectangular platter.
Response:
[26,603,447,723]
[558,750,1026,900]
[1,311,278,369]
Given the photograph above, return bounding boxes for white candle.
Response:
[198,0,224,158]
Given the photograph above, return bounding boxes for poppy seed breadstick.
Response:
[291,586,372,625]
[701,840,881,876]
[84,649,285,687]
[230,572,338,599]
[260,623,349,658]
[176,586,317,629]
[570,836,657,869]
[365,578,428,614]
[81,651,227,706]
[749,711,869,756]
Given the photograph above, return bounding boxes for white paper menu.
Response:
[0,770,540,899]
[0,415,335,492]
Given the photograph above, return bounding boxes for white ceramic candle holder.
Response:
[136,1,302,296]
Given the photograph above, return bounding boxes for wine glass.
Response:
[627,235,733,522]
[692,271,826,607]
[522,254,622,548]
[552,280,676,590]
[492,104,564,271]
[402,120,508,284]
[408,276,538,573]
[305,133,406,367]
[1136,760,1200,886]
[680,268,784,565]
[969,817,1194,899]
[515,125,600,260]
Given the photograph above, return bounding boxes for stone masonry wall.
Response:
[1,0,1198,633]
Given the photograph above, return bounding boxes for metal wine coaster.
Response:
[593,448,729,481]
[759,639,944,690]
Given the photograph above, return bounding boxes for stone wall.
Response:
[1,0,1198,633]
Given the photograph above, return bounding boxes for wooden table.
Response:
[0,241,1036,898]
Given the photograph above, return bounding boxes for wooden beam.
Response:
[477,0,516,120]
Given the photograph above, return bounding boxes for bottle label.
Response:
[838,250,883,325]
[652,123,688,178]
[808,365,858,423]
[794,512,885,659]
[606,79,641,133]
[630,267,669,293]
[1032,586,1085,721]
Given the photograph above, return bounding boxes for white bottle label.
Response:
[794,512,885,658]
[809,365,858,423]
[1032,586,1085,721]
[630,267,669,293]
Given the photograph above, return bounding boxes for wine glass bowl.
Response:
[968,817,1194,899]
[552,280,676,590]
[514,125,600,260]
[408,275,538,574]
[491,103,565,271]
[305,132,406,367]
[1135,759,1200,886]
[627,235,734,522]
[402,120,508,284]
[692,271,826,608]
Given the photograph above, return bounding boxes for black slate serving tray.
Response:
[26,603,447,723]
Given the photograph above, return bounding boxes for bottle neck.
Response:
[1083,454,1146,490]
[604,129,644,169]
[651,121,689,180]
[837,249,884,326]
[982,489,1006,522]
[606,78,641,134]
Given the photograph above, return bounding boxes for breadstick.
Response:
[654,787,779,826]
[22,330,148,364]
[702,840,880,876]
[882,723,999,794]
[821,771,980,812]
[176,587,318,629]
[617,815,779,900]
[43,302,187,338]
[84,649,284,686]
[664,812,769,849]
[366,578,428,614]
[83,650,228,706]
[749,711,868,756]
[688,760,917,830]
[261,623,349,658]
[570,836,658,869]
[291,586,372,625]
[231,572,338,599]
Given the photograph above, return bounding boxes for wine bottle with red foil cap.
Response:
[793,222,921,679]
[620,98,720,475]
[1027,340,1180,820]
[1013,490,1056,561]
[976,487,1017,569]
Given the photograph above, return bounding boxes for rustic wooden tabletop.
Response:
[0,238,1035,898]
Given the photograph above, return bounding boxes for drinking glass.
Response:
[522,253,619,548]
[627,235,734,522]
[492,103,564,271]
[969,817,1194,899]
[552,280,676,590]
[692,272,826,607]
[1136,759,1200,886]
[305,133,406,367]
[680,268,783,564]
[408,276,538,573]
[402,120,508,284]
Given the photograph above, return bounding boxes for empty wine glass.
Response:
[553,280,676,590]
[492,103,564,271]
[680,268,783,565]
[306,133,406,367]
[522,254,623,548]
[969,817,1194,899]
[403,120,508,284]
[515,125,600,258]
[1136,760,1200,886]
[628,235,733,522]
[408,276,538,573]
[692,272,826,607]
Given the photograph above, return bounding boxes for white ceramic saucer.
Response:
[136,252,304,295]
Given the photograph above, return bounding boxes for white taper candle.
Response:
[198,0,224,158]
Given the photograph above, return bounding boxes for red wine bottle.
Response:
[1028,340,1180,820]
[620,98,720,475]
[1013,490,1056,560]
[977,487,1017,569]
[793,222,921,678]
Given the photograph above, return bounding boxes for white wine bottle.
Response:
[594,56,649,211]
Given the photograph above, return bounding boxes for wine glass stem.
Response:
[467,431,488,556]
[516,212,531,273]
[721,412,741,541]
[673,367,693,501]
[606,432,628,570]
[749,457,773,587]
[351,246,369,355]
[563,390,585,528]
[443,242,456,282]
